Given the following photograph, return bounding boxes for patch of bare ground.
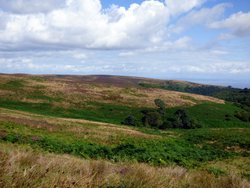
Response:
[0,143,249,188]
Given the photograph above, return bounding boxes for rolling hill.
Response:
[0,74,249,187]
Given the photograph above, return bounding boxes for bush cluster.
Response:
[122,99,201,129]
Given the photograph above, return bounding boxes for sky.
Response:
[0,0,250,87]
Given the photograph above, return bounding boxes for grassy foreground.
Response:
[0,143,249,188]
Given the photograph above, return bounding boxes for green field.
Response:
[0,74,249,187]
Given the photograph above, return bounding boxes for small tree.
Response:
[122,115,137,126]
[173,109,201,129]
[142,111,163,128]
[154,99,166,115]
[159,121,173,129]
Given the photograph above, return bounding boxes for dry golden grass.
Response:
[0,143,249,188]
[203,157,250,178]
[0,74,224,109]
[52,84,224,108]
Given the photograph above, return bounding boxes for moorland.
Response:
[0,74,249,187]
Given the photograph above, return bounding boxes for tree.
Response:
[159,121,173,129]
[142,111,163,128]
[173,109,201,129]
[154,99,166,115]
[122,115,137,126]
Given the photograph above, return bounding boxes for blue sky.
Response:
[0,0,250,87]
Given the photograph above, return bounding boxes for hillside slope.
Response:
[0,74,224,108]
[0,106,249,187]
[0,74,249,187]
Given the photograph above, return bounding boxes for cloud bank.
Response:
[210,12,250,37]
[0,0,207,51]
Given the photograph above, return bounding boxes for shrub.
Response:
[159,121,173,129]
[235,111,250,122]
[172,109,201,129]
[142,111,163,128]
[154,99,166,115]
[122,115,137,126]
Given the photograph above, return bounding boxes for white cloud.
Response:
[0,57,34,70]
[118,36,192,56]
[172,3,229,33]
[0,0,171,50]
[165,0,205,16]
[143,36,192,52]
[0,0,63,14]
[210,12,250,37]
[0,0,210,51]
[71,52,88,60]
[167,61,250,74]
[210,50,228,55]
[0,56,117,74]
[119,51,136,57]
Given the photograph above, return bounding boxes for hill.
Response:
[0,74,249,187]
[138,77,250,107]
[0,74,225,124]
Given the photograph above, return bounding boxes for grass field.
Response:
[0,107,249,169]
[0,74,249,187]
[1,143,249,188]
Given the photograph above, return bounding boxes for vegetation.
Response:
[1,143,249,188]
[139,107,201,130]
[122,115,138,126]
[139,82,250,107]
[125,99,249,128]
[0,79,26,90]
[235,111,250,122]
[0,74,249,187]
[0,109,249,168]
[154,99,166,115]
[170,109,201,129]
